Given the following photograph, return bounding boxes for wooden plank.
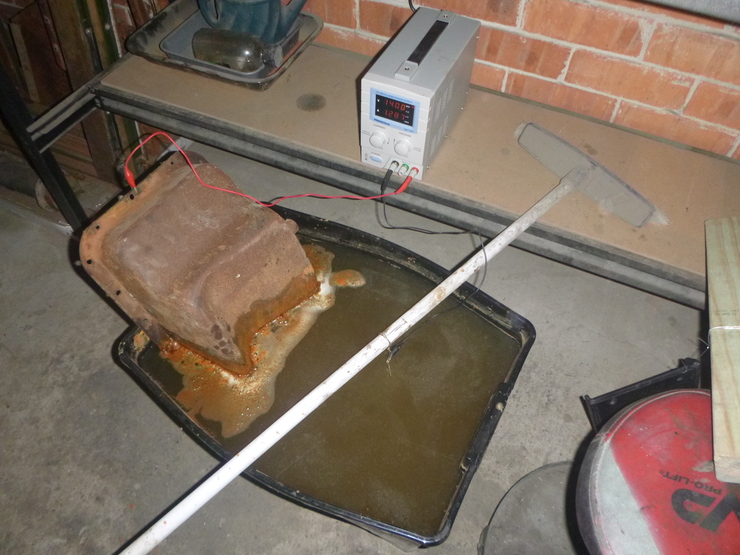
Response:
[127,0,157,28]
[9,1,71,107]
[38,0,67,71]
[706,217,740,483]
[0,123,99,178]
[0,16,27,99]
[99,50,740,283]
[82,0,120,67]
[46,0,120,182]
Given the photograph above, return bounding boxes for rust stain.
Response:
[132,330,149,353]
[161,244,364,438]
[329,269,365,288]
[230,270,319,376]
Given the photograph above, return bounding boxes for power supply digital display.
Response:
[375,94,415,127]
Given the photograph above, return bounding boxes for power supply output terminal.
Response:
[398,164,410,177]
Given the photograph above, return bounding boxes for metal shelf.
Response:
[3,48,729,308]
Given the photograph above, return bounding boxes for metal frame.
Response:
[0,54,706,308]
[0,63,94,230]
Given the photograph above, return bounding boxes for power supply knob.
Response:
[394,140,411,156]
[369,132,387,148]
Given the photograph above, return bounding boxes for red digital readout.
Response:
[375,94,414,127]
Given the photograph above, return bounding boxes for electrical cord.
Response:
[379,169,469,236]
[385,233,488,368]
[408,0,417,13]
[124,132,413,207]
[378,169,490,366]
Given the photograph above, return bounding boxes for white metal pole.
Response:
[120,177,576,555]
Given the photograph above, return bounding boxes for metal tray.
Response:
[125,0,322,90]
[160,11,301,81]
[117,207,535,549]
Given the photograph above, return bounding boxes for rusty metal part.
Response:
[161,244,366,438]
[80,152,317,374]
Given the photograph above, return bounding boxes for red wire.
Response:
[124,132,413,207]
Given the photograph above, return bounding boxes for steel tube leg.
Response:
[0,63,87,230]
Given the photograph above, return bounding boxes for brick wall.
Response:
[307,0,740,160]
[111,0,138,44]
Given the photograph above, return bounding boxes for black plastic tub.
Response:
[117,207,535,549]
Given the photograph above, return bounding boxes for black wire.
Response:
[388,233,488,358]
[379,170,468,236]
[378,170,490,361]
[408,0,417,13]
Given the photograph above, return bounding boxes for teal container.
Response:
[197,0,307,44]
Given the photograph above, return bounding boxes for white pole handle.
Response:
[120,177,575,555]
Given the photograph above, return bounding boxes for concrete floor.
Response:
[0,145,702,554]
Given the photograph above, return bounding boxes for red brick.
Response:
[476,26,571,79]
[506,71,617,121]
[684,81,740,130]
[420,0,521,27]
[305,0,356,29]
[732,143,740,161]
[359,1,411,37]
[315,27,384,57]
[599,0,735,30]
[112,4,136,42]
[566,50,692,108]
[471,63,506,91]
[614,102,737,155]
[645,25,740,86]
[523,0,643,56]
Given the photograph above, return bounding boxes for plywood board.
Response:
[706,217,740,483]
[47,0,119,182]
[0,123,98,178]
[9,1,71,106]
[99,47,740,282]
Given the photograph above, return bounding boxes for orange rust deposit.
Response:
[329,270,365,288]
[161,244,365,438]
[132,330,149,352]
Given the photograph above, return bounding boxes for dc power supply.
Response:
[360,8,479,180]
